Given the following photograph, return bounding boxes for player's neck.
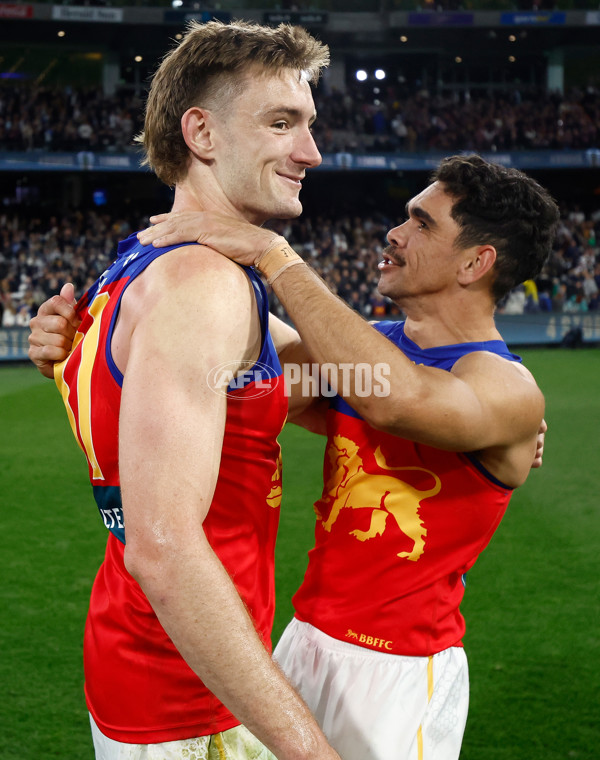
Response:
[171,176,249,222]
[403,296,500,349]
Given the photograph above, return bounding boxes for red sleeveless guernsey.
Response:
[54,233,287,743]
[293,321,520,657]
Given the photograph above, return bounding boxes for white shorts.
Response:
[89,715,277,760]
[274,618,469,760]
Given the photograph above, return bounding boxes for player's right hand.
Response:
[531,417,547,469]
[28,282,80,379]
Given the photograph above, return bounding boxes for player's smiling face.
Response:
[213,68,321,225]
[377,182,464,301]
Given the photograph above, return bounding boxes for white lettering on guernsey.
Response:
[345,629,393,650]
[101,507,124,531]
[123,251,140,268]
[94,269,110,297]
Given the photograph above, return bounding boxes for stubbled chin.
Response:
[377,273,397,296]
[274,200,303,219]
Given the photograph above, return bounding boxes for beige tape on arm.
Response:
[255,236,305,285]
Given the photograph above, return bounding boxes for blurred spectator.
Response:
[0,85,144,153]
[1,300,18,327]
[311,84,600,154]
[501,284,526,315]
[1,82,598,155]
[1,204,597,326]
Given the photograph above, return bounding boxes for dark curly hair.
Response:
[431,154,560,303]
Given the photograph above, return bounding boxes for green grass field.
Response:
[1,350,598,759]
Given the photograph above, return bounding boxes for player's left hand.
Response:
[137,211,277,267]
[531,418,547,468]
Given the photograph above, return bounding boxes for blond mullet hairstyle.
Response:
[137,20,330,187]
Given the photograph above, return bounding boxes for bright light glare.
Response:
[375,69,386,80]
[355,69,368,82]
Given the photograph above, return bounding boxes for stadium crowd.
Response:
[0,82,599,154]
[1,203,599,328]
[312,83,600,154]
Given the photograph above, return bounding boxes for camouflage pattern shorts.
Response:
[90,716,279,760]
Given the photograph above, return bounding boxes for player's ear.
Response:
[458,244,497,286]
[181,107,216,159]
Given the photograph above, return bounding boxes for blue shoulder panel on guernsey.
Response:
[331,319,518,492]
[331,319,521,421]
[225,267,282,392]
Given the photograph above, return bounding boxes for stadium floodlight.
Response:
[172,0,183,6]
[355,69,368,82]
[375,69,386,80]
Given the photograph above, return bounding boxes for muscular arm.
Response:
[26,283,328,436]
[267,264,543,459]
[34,216,546,485]
[117,248,338,760]
[137,216,544,486]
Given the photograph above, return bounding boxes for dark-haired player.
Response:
[129,153,558,760]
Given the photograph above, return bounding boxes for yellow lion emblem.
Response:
[266,453,282,509]
[316,435,441,561]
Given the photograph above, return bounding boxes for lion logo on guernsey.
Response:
[317,435,441,561]
[266,454,282,509]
